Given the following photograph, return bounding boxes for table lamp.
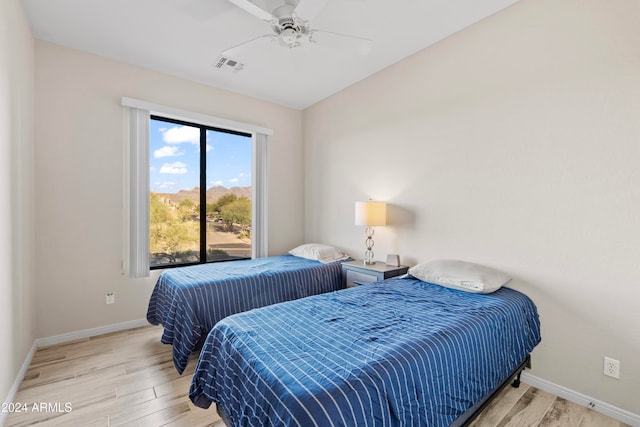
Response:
[355,201,386,265]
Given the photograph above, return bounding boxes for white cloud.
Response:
[153,145,183,158]
[160,161,188,174]
[229,178,239,183]
[162,126,199,145]
[206,144,212,152]
[211,180,224,186]
[154,181,176,189]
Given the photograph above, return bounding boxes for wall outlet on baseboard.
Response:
[106,293,115,305]
[603,356,620,379]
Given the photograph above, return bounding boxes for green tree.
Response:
[220,197,251,235]
[165,220,199,252]
[150,192,173,254]
[150,192,199,263]
[177,198,198,221]
[212,194,237,213]
[206,202,217,217]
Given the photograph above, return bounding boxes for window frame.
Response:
[122,97,272,278]
[149,114,253,270]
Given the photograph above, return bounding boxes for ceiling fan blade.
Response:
[222,34,277,58]
[292,0,330,22]
[227,0,276,22]
[308,30,373,55]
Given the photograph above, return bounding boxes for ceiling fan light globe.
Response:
[281,28,300,47]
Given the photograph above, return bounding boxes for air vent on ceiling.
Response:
[214,56,245,73]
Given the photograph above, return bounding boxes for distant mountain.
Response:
[157,186,251,205]
[206,186,251,203]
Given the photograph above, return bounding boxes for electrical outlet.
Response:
[604,357,620,379]
[106,293,115,305]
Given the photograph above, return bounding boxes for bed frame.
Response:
[215,354,532,427]
[454,354,531,426]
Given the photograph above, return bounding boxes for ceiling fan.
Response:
[222,0,372,57]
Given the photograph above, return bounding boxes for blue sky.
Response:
[149,118,252,193]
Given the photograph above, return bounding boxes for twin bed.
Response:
[147,252,347,373]
[188,275,540,426]
[147,252,541,426]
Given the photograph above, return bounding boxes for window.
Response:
[149,116,253,269]
[123,97,271,278]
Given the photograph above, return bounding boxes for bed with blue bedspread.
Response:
[147,254,345,374]
[189,275,541,426]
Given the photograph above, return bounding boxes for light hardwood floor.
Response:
[5,326,629,427]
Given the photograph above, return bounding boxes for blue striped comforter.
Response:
[147,255,345,373]
[189,276,541,426]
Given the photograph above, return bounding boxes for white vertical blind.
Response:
[127,107,150,278]
[252,133,269,258]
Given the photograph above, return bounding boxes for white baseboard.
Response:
[522,372,640,426]
[1,341,37,427]
[36,318,149,347]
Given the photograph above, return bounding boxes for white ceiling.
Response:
[21,0,520,110]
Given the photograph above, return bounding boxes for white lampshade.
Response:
[355,201,387,226]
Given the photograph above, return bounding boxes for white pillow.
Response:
[289,243,349,263]
[408,259,511,294]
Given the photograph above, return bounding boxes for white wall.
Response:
[34,41,304,338]
[303,0,640,415]
[0,0,35,407]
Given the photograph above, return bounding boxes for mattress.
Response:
[146,254,345,373]
[189,276,541,426]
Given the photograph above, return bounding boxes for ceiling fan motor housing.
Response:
[273,14,308,48]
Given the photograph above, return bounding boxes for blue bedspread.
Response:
[147,254,345,374]
[189,276,541,426]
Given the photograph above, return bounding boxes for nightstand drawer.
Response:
[346,270,378,287]
[341,260,409,289]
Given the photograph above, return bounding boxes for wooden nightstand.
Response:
[341,260,409,288]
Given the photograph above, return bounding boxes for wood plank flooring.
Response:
[5,325,629,426]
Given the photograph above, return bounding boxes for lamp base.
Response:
[363,227,376,266]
